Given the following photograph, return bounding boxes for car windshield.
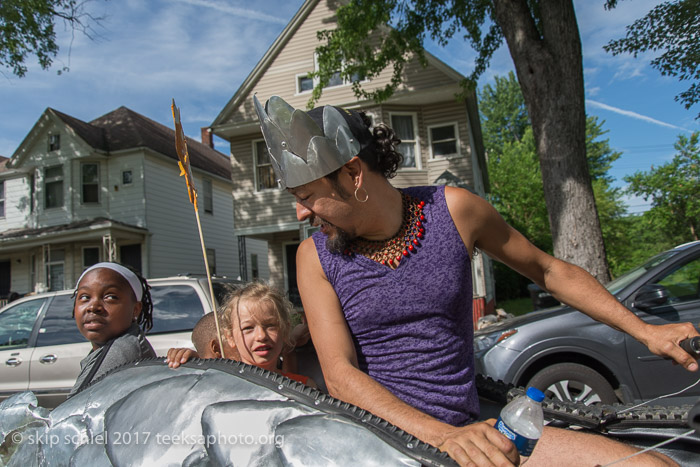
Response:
[605,250,678,295]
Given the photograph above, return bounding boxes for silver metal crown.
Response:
[253,95,361,189]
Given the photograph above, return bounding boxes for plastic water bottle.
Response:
[495,387,545,457]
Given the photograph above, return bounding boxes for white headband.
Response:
[76,262,143,301]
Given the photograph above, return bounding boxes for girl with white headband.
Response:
[68,262,156,398]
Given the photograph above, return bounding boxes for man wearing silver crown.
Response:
[254,95,697,466]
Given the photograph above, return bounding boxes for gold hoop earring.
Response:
[354,186,369,203]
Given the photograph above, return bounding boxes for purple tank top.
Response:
[313,185,478,425]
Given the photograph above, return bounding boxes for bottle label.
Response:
[495,417,539,457]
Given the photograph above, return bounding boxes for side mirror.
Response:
[634,284,670,310]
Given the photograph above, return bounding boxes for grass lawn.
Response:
[495,297,533,317]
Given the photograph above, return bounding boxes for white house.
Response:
[0,106,267,297]
[209,0,495,317]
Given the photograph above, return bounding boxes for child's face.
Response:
[74,268,142,349]
[227,299,284,372]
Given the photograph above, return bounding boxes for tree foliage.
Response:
[625,132,700,242]
[314,0,613,283]
[0,0,103,77]
[481,73,627,297]
[604,0,700,118]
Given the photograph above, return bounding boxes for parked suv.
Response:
[0,275,243,408]
[475,241,700,406]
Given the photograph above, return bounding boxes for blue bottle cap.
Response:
[526,387,545,402]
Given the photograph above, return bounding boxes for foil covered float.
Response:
[0,359,454,466]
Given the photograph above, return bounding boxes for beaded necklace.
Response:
[345,192,426,269]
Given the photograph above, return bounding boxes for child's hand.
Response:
[166,348,199,368]
[290,323,311,348]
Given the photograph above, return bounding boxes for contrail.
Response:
[586,99,691,132]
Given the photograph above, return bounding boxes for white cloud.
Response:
[586,100,691,132]
[173,0,289,24]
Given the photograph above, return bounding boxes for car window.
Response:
[35,294,86,347]
[607,250,678,295]
[149,284,205,334]
[654,256,700,305]
[0,298,47,350]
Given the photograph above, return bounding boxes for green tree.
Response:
[480,73,627,296]
[0,0,103,77]
[314,0,611,282]
[605,0,700,118]
[625,132,700,242]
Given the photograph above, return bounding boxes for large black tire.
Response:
[528,363,618,405]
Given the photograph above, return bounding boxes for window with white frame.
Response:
[297,75,313,93]
[254,140,277,191]
[44,165,64,209]
[390,113,419,168]
[0,180,4,218]
[48,134,60,151]
[81,163,99,204]
[29,174,35,213]
[203,179,213,214]
[429,123,459,158]
[46,249,65,291]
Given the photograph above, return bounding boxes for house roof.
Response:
[0,156,8,173]
[0,217,148,241]
[21,107,231,179]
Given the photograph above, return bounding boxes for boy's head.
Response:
[73,262,153,349]
[192,312,239,359]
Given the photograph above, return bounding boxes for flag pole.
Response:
[171,99,226,359]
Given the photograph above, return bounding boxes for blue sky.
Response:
[1,0,697,214]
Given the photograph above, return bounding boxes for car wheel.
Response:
[528,363,617,405]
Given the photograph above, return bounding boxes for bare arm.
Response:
[445,186,699,371]
[296,238,518,466]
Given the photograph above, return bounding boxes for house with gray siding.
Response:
[209,0,495,317]
[0,106,265,297]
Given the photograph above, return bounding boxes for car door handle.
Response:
[5,357,22,367]
[40,354,58,364]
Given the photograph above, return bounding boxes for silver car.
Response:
[0,275,241,408]
[475,241,700,406]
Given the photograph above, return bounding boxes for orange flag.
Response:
[171,99,198,210]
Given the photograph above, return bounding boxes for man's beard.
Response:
[313,216,354,254]
[325,227,352,254]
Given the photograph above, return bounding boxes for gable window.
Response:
[390,113,419,168]
[327,71,343,87]
[48,134,60,151]
[81,163,99,204]
[44,165,64,209]
[203,178,213,214]
[254,140,277,191]
[0,180,4,218]
[297,75,313,93]
[429,123,459,158]
[29,174,35,213]
[122,170,133,185]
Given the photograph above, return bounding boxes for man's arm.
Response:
[445,186,699,371]
[296,238,519,466]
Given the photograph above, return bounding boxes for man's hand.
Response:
[166,348,199,368]
[639,322,700,371]
[438,419,519,467]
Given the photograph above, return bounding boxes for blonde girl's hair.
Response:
[219,282,294,353]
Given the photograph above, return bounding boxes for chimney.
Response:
[201,127,214,148]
